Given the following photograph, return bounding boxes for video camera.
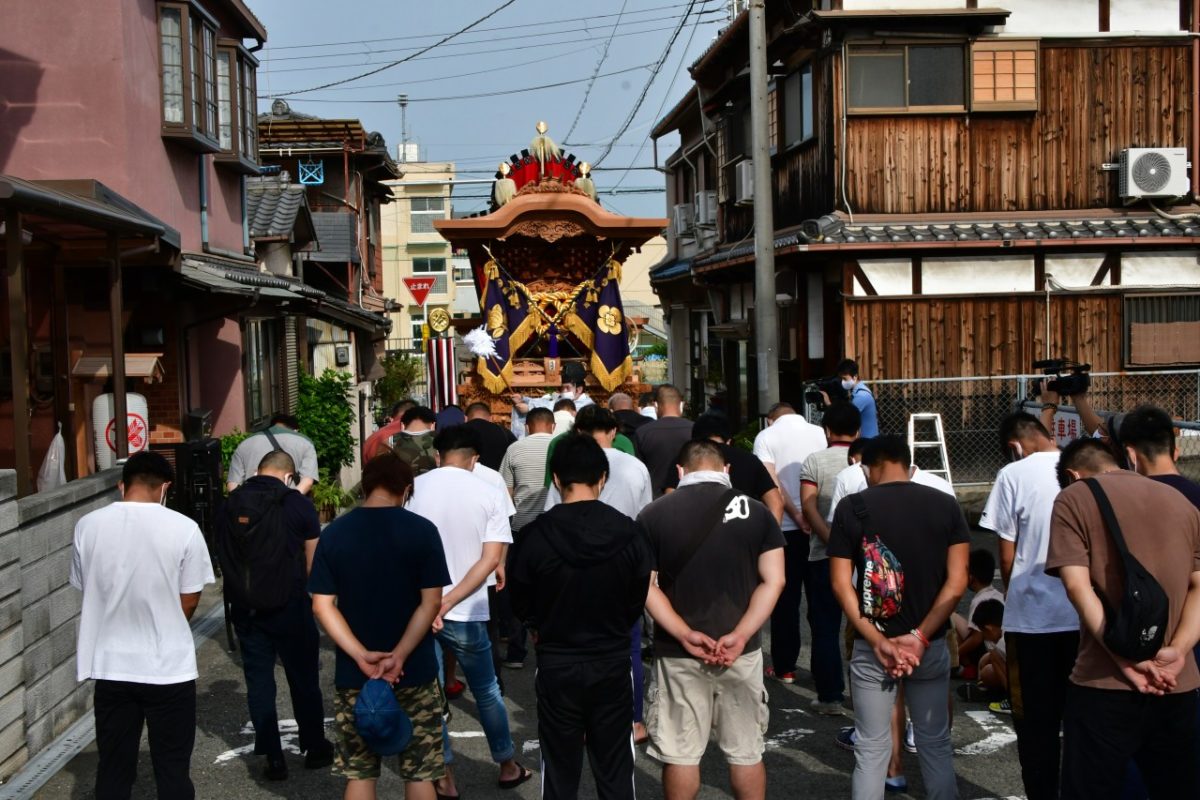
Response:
[1032,358,1092,397]
[804,376,848,412]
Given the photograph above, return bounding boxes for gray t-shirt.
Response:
[227,426,320,486]
[799,444,854,561]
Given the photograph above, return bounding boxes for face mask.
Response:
[841,379,855,391]
[159,486,169,506]
[407,428,434,437]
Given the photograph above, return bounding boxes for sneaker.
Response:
[989,699,1012,715]
[810,699,846,716]
[766,667,796,684]
[835,726,858,752]
[263,754,288,781]
[503,660,525,670]
[303,741,334,770]
[885,775,908,793]
[904,721,917,754]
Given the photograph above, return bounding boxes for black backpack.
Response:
[216,480,300,611]
[1083,478,1169,663]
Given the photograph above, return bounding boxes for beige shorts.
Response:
[645,649,769,766]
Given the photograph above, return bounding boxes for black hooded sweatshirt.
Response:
[506,500,653,667]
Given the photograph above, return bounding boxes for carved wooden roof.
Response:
[434,183,666,248]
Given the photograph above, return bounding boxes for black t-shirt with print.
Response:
[638,482,785,657]
[827,481,970,639]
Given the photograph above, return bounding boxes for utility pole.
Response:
[397,94,409,162]
[749,0,779,412]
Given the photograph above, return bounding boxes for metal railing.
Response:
[805,370,1200,486]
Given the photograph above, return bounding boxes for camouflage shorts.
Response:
[333,680,446,782]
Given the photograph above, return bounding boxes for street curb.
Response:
[0,602,226,800]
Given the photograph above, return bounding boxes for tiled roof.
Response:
[310,212,360,264]
[811,216,1200,245]
[649,257,692,282]
[246,183,307,239]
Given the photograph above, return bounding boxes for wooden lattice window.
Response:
[971,40,1038,112]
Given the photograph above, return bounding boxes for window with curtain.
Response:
[160,7,184,123]
[215,50,232,150]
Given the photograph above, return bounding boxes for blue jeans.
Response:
[806,559,845,702]
[435,620,516,765]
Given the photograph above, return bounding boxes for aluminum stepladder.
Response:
[907,412,954,487]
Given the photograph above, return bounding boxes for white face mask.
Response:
[841,378,855,391]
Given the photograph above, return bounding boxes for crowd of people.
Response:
[66,358,1200,800]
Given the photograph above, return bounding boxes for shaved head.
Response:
[608,392,634,411]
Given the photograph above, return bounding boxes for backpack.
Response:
[216,480,300,611]
[849,494,905,630]
[1083,478,1169,662]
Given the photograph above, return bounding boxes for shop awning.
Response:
[72,353,165,384]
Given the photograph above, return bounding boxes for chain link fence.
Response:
[806,371,1200,486]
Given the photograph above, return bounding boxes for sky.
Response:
[251,0,733,217]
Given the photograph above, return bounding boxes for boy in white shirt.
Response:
[71,451,215,800]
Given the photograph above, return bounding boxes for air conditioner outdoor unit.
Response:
[672,203,694,237]
[1119,148,1190,199]
[694,190,718,226]
[735,160,754,206]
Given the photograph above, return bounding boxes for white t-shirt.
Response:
[979,451,1079,634]
[827,464,956,523]
[70,502,215,684]
[545,447,653,520]
[409,467,513,623]
[752,414,828,531]
[472,463,516,588]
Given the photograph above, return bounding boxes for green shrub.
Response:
[374,353,423,423]
[296,369,356,473]
[220,429,250,482]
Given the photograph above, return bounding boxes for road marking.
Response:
[449,730,486,739]
[523,740,541,754]
[765,728,815,749]
[956,710,1017,756]
[216,718,336,765]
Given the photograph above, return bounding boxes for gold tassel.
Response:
[589,354,633,392]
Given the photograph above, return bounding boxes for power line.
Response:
[592,0,701,167]
[259,14,722,78]
[260,1,708,52]
[276,0,521,97]
[610,0,706,190]
[564,0,629,142]
[259,7,716,65]
[264,62,655,104]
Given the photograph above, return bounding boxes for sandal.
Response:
[498,763,534,790]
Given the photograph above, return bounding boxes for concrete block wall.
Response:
[0,469,119,780]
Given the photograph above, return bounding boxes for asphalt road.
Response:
[33,532,1025,799]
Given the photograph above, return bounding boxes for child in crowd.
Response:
[951,549,1005,681]
[972,599,1007,694]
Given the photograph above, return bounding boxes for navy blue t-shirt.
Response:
[308,506,450,690]
[1152,473,1200,511]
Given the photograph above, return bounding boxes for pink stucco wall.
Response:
[188,316,246,436]
[0,0,246,253]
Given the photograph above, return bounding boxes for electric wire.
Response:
[563,0,630,142]
[275,0,521,97]
[590,0,701,167]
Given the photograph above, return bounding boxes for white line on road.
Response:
[956,710,1017,756]
[765,728,815,749]
[523,740,541,754]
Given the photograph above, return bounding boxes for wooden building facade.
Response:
[651,0,1200,422]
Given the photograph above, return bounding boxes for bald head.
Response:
[608,392,634,411]
[258,450,296,483]
[654,384,684,417]
[766,402,795,422]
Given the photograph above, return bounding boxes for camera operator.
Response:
[822,359,878,438]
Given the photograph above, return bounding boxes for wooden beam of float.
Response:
[433,191,666,247]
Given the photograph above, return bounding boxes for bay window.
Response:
[215,40,261,173]
[158,2,219,150]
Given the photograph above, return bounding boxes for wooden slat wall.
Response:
[844,292,1124,379]
[844,43,1192,214]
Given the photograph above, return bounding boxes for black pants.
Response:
[94,679,196,800]
[231,595,327,757]
[1062,683,1198,800]
[536,656,635,800]
[768,530,811,674]
[1006,630,1079,800]
[486,585,506,695]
